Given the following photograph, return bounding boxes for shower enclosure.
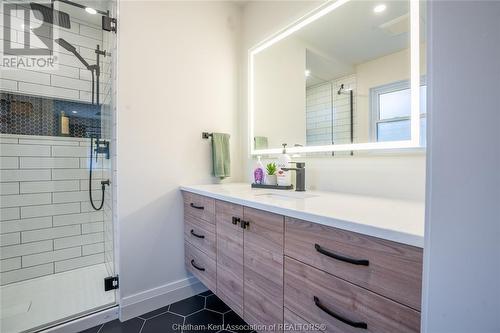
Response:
[0,1,117,332]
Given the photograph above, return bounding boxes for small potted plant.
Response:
[265,162,277,186]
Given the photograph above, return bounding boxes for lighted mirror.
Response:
[249,0,426,155]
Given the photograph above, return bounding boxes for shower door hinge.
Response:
[102,15,117,33]
[104,275,119,291]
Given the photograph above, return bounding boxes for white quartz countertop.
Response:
[180,183,425,248]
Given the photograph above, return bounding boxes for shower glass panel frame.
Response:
[0,1,118,332]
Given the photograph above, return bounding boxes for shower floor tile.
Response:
[82,291,255,333]
[1,263,115,333]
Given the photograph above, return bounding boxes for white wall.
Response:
[422,2,500,332]
[116,1,242,319]
[254,37,306,148]
[241,1,426,202]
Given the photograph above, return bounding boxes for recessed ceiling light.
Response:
[72,111,78,114]
[305,69,311,77]
[373,4,387,14]
[85,7,97,15]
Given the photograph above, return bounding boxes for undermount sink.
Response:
[254,192,318,200]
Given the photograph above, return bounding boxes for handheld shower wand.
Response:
[54,38,106,105]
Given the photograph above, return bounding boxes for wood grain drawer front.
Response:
[285,257,420,333]
[182,191,215,224]
[185,242,216,292]
[243,207,284,331]
[284,308,324,333]
[285,217,423,310]
[184,214,216,259]
[216,200,244,317]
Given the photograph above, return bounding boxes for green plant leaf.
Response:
[266,162,277,175]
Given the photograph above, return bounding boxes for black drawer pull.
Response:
[190,229,205,239]
[232,216,240,225]
[190,259,205,271]
[313,296,367,329]
[314,244,369,266]
[240,220,249,229]
[190,203,204,210]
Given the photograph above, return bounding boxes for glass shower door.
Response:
[0,1,117,331]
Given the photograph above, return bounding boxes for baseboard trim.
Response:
[119,276,207,321]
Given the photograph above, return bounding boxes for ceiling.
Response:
[296,0,425,85]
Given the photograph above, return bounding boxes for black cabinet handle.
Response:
[191,259,205,271]
[190,229,205,239]
[190,203,204,210]
[313,296,367,329]
[232,216,240,225]
[240,220,249,229]
[314,244,369,266]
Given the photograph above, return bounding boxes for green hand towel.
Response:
[254,136,268,150]
[212,133,231,179]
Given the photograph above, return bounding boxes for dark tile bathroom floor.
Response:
[80,291,254,333]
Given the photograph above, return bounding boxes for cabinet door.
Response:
[243,207,284,331]
[216,200,244,316]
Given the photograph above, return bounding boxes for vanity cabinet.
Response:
[284,257,420,333]
[183,191,216,223]
[215,200,244,316]
[214,200,284,327]
[185,242,217,291]
[243,207,284,330]
[285,217,423,311]
[182,191,422,333]
[183,192,217,291]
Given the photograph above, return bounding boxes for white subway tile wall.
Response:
[306,82,333,146]
[306,74,357,146]
[0,3,110,104]
[0,134,109,285]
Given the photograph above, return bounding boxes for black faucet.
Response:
[282,162,306,191]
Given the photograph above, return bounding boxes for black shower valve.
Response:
[94,139,110,160]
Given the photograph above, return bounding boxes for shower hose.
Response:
[89,138,109,211]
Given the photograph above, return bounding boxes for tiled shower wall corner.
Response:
[306,74,357,146]
[0,133,112,286]
[0,2,110,103]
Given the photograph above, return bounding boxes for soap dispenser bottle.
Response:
[277,144,292,186]
[253,156,265,184]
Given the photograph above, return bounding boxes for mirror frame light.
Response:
[249,0,421,156]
